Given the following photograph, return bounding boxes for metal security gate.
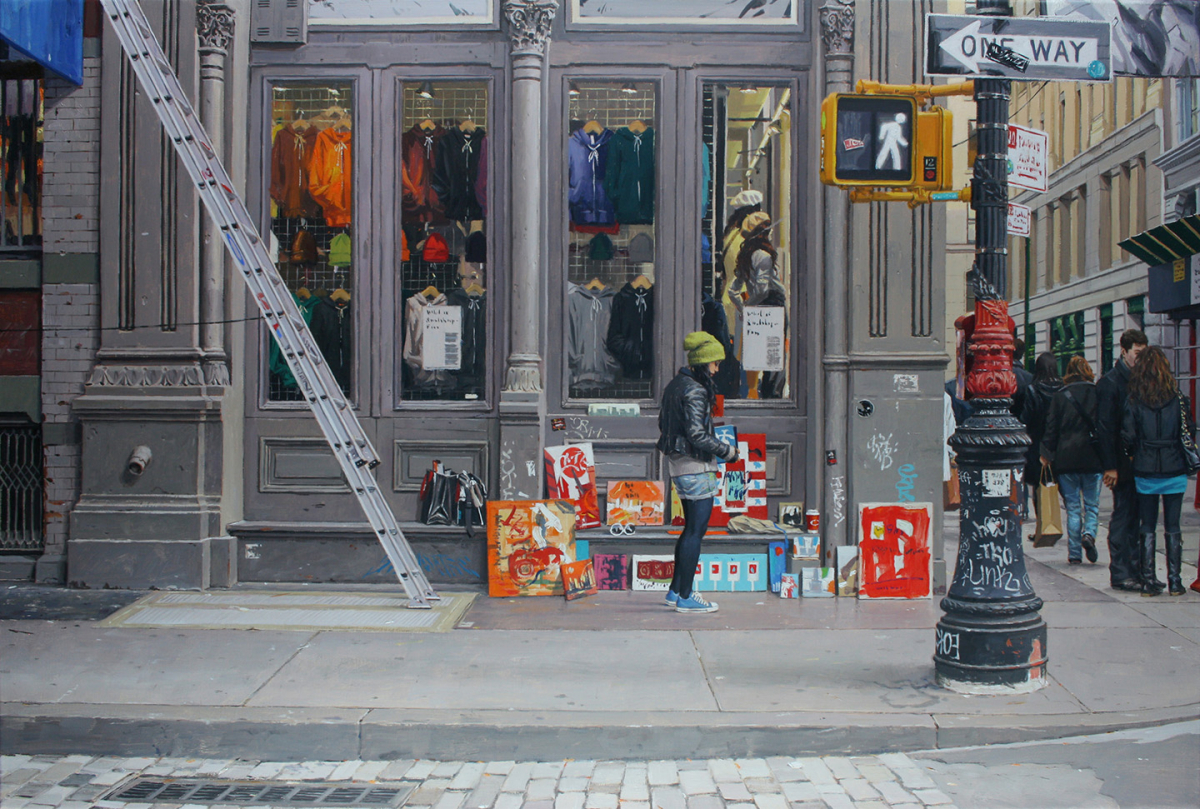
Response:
[0,424,42,551]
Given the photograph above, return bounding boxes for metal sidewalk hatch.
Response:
[97,0,436,607]
[104,777,414,806]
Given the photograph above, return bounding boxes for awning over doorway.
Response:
[1119,213,1200,267]
[1128,214,1200,318]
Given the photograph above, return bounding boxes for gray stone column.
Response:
[820,0,855,552]
[498,0,557,499]
[197,0,235,386]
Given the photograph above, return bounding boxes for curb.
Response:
[4,703,1198,761]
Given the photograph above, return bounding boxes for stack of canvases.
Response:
[781,503,935,600]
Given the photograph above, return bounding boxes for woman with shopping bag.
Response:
[1120,346,1195,596]
[1040,356,1103,565]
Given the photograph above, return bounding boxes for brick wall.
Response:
[42,58,102,254]
[38,57,103,574]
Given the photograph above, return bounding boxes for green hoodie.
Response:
[604,126,655,225]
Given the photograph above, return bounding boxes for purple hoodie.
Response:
[568,128,616,226]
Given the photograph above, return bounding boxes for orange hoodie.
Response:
[308,128,353,227]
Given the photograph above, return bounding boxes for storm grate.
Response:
[102,777,413,806]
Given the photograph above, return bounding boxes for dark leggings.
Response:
[1137,491,1183,535]
[670,497,713,599]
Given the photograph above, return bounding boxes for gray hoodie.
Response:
[568,283,621,387]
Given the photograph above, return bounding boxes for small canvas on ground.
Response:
[801,567,835,597]
[779,572,799,598]
[561,560,598,601]
[631,555,674,591]
[768,540,786,593]
[858,502,933,599]
[836,545,859,596]
[592,553,629,590]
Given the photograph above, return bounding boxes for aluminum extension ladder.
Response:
[99,0,437,607]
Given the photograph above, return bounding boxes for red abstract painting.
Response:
[858,503,933,599]
[486,500,577,597]
[545,443,601,529]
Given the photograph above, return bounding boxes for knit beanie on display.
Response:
[291,229,318,264]
[588,232,615,261]
[627,232,654,263]
[423,233,450,262]
[328,232,352,266]
[684,331,725,366]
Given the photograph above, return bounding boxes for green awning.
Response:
[1119,214,1200,266]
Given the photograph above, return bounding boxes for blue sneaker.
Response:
[665,590,679,607]
[675,592,719,613]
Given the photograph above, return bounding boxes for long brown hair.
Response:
[1127,345,1178,407]
[735,231,777,285]
[1062,355,1094,385]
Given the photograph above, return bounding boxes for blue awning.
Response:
[0,0,83,86]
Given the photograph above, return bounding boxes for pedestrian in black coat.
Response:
[1040,356,1102,565]
[1096,328,1148,590]
[1020,352,1062,498]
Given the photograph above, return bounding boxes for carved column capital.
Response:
[819,0,855,55]
[504,0,558,57]
[197,0,236,54]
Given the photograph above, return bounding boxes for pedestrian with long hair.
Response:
[657,332,739,613]
[1040,356,1102,565]
[1120,346,1193,596]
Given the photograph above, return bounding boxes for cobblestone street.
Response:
[2,752,955,809]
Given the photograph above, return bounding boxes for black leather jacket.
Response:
[657,367,737,463]
[1096,359,1132,478]
[1121,393,1193,479]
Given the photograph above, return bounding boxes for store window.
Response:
[565,81,657,401]
[266,81,355,402]
[702,83,792,400]
[397,80,490,402]
[0,78,42,254]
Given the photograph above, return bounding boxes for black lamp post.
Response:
[935,0,1048,692]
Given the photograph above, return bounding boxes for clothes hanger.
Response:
[419,118,436,131]
[297,286,312,300]
[628,118,647,134]
[585,277,606,291]
[292,110,310,131]
[459,110,477,132]
[631,275,652,290]
[333,114,352,133]
[583,109,603,135]
[330,288,350,303]
[421,284,441,300]
[464,281,485,296]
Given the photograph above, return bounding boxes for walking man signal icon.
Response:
[875,113,909,171]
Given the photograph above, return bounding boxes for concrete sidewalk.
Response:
[2,519,1197,762]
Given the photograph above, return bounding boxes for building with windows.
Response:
[3,0,957,592]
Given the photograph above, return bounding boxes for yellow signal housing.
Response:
[913,106,953,192]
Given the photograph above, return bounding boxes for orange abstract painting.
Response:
[605,480,665,526]
[486,500,577,597]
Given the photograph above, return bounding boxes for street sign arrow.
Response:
[926,13,1112,81]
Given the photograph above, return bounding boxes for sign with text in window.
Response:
[1007,202,1031,238]
[742,306,785,372]
[421,305,462,370]
[1008,124,1048,193]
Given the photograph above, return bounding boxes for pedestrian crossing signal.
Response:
[820,93,952,190]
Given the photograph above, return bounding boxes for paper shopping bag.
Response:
[943,462,961,512]
[1034,466,1063,548]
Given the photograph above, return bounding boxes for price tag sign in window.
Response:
[742,306,785,372]
[422,306,462,371]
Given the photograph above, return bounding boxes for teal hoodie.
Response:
[604,126,655,225]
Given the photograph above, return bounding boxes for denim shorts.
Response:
[673,472,720,500]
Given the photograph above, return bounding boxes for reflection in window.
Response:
[267,81,355,401]
[702,83,792,400]
[0,79,43,253]
[566,81,656,400]
[399,81,489,402]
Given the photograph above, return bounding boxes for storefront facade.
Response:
[49,0,950,592]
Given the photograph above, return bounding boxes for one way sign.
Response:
[926,14,1112,82]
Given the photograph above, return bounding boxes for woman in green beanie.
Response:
[656,331,739,613]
